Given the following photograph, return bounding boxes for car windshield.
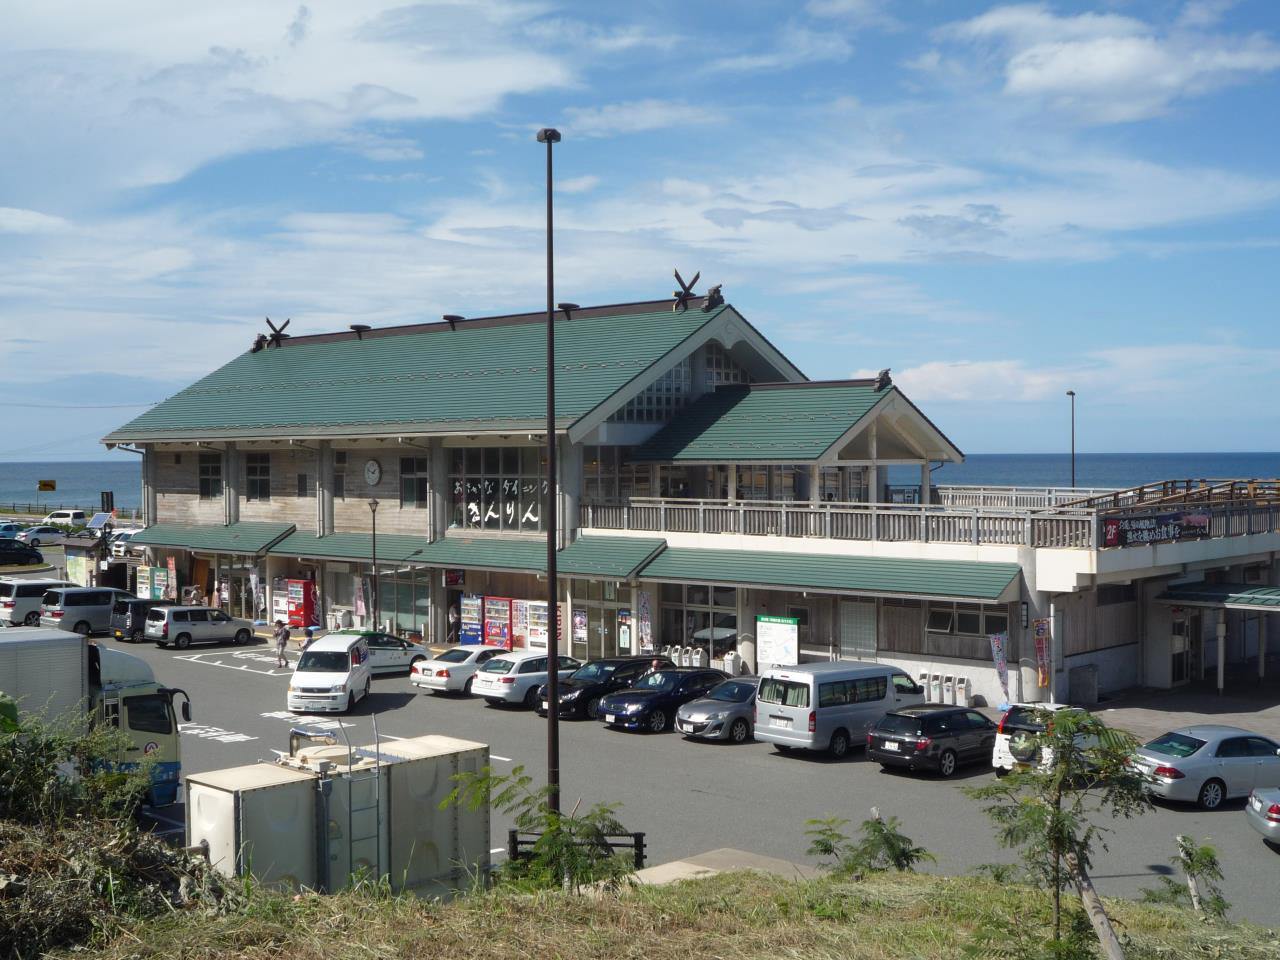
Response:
[634,671,678,691]
[708,679,756,703]
[1144,732,1206,758]
[296,651,349,673]
[436,648,473,664]
[480,658,514,674]
[876,713,924,736]
[571,662,618,682]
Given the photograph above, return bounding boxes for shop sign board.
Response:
[572,608,588,645]
[1033,618,1052,688]
[1102,511,1210,548]
[165,556,178,600]
[617,609,633,653]
[459,594,483,645]
[990,632,1010,705]
[443,568,465,587]
[66,554,89,587]
[756,615,799,666]
[636,590,653,653]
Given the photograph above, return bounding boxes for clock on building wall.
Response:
[364,459,382,486]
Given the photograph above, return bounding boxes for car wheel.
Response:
[410,656,426,670]
[938,749,958,778]
[729,718,750,743]
[1197,778,1226,811]
[463,676,474,696]
[130,629,144,643]
[585,697,601,720]
[24,611,39,625]
[233,629,251,646]
[174,633,191,650]
[647,709,668,733]
[523,687,539,709]
[346,692,355,714]
[29,539,40,548]
[73,621,91,636]
[828,729,851,760]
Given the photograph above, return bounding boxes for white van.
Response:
[287,633,373,713]
[754,661,925,759]
[0,578,73,626]
[40,510,86,526]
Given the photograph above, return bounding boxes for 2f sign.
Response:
[37,480,56,492]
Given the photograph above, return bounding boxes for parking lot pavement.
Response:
[1097,681,1280,743]
[85,635,1277,925]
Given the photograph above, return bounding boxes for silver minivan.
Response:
[39,586,133,635]
[0,577,73,625]
[754,661,925,759]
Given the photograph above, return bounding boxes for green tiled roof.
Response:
[131,522,295,555]
[637,547,1021,601]
[106,303,733,441]
[1157,583,1280,610]
[414,536,547,573]
[269,532,432,564]
[558,536,666,579]
[633,381,887,462]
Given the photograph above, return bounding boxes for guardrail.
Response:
[506,828,647,870]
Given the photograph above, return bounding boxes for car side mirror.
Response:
[181,701,192,723]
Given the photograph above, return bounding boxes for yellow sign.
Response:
[37,480,56,492]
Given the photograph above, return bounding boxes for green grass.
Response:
[56,870,1279,960]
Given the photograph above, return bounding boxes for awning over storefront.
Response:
[268,532,432,564]
[1157,583,1280,612]
[636,547,1021,602]
[131,521,296,556]
[413,536,546,573]
[558,536,666,579]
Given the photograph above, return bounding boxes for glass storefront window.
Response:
[660,583,738,659]
[449,445,546,532]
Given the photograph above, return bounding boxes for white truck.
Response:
[0,627,191,805]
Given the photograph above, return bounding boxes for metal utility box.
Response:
[185,763,318,890]
[1068,664,1099,706]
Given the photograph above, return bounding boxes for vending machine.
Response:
[285,578,316,628]
[483,596,513,650]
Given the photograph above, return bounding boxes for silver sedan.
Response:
[675,677,759,743]
[1132,725,1280,810]
[1245,787,1280,844]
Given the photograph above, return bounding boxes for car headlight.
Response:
[707,710,729,722]
[561,688,582,700]
[624,701,644,713]
[329,684,346,693]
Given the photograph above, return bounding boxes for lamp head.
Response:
[368,497,379,514]
[536,128,561,143]
[1066,389,1076,397]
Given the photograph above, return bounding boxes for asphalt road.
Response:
[85,631,1275,925]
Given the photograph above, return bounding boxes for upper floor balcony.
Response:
[580,479,1280,551]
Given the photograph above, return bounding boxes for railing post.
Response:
[660,501,667,532]
[1023,515,1032,545]
[971,508,979,545]
[633,831,646,869]
[508,828,520,863]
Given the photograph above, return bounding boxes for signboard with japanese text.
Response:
[757,615,800,667]
[637,590,653,653]
[989,632,1010,705]
[1102,512,1210,548]
[1033,618,1052,688]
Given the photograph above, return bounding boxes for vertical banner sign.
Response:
[617,609,633,653]
[1033,618,1052,688]
[637,590,653,653]
[572,608,588,646]
[989,632,1010,704]
[165,556,178,600]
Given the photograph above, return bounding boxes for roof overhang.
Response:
[131,521,296,556]
[1156,583,1280,612]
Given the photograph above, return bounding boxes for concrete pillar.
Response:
[920,461,931,505]
[429,567,446,647]
[429,438,448,541]
[142,445,158,525]
[224,443,240,525]
[315,440,332,536]
[1258,613,1267,681]
[867,422,879,504]
[1217,607,1227,694]
[726,464,737,504]
[559,435,582,547]
[810,466,821,507]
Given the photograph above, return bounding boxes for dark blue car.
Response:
[597,667,729,733]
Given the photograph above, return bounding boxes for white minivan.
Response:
[287,633,373,713]
[40,510,86,526]
[754,661,925,759]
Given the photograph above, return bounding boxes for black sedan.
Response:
[598,667,729,733]
[867,705,998,778]
[535,656,673,719]
[0,538,42,567]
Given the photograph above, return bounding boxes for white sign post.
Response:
[756,614,800,667]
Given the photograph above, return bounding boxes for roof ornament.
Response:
[672,268,700,312]
[702,283,724,311]
[875,368,892,392]
[251,317,292,352]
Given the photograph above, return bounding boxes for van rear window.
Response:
[758,678,810,708]
[0,583,13,600]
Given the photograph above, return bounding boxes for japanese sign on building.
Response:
[1102,512,1210,547]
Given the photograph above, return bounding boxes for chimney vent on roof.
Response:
[875,368,892,392]
[443,314,464,330]
[349,324,371,340]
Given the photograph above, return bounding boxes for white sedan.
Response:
[327,630,427,675]
[16,525,63,547]
[471,650,581,708]
[411,644,510,695]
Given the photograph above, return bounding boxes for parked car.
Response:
[287,632,372,714]
[16,525,63,548]
[675,676,760,742]
[146,605,254,649]
[109,530,144,558]
[598,667,729,733]
[0,523,26,539]
[326,630,426,674]
[39,586,133,635]
[754,661,926,759]
[110,597,178,642]
[471,650,580,708]
[0,577,72,625]
[536,656,673,720]
[1132,725,1280,810]
[0,538,42,566]
[1245,787,1280,845]
[40,510,86,526]
[868,704,998,778]
[992,702,1091,775]
[411,644,515,694]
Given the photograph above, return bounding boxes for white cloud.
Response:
[706,24,852,73]
[562,100,721,137]
[559,175,600,194]
[0,207,70,234]
[805,0,898,29]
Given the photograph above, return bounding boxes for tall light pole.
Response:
[368,498,380,629]
[537,126,562,814]
[1066,390,1076,488]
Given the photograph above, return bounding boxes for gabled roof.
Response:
[104,299,799,443]
[632,381,954,463]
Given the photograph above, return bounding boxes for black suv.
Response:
[110,598,178,643]
[867,704,998,778]
[0,538,42,567]
[535,656,675,720]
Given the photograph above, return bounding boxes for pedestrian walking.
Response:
[302,626,316,651]
[273,619,291,668]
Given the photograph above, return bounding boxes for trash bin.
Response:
[929,674,943,702]
[681,646,693,666]
[691,647,706,667]
[723,651,740,675]
[943,675,956,704]
[918,673,930,695]
[956,676,971,707]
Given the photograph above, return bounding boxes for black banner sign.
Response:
[1102,512,1210,548]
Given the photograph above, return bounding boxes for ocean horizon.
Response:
[3,452,1279,513]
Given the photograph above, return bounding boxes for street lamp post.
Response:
[368,498,380,630]
[537,126,563,814]
[1066,390,1077,488]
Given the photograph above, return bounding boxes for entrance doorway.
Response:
[839,599,877,661]
[1171,611,1201,686]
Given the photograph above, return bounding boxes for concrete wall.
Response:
[154,450,224,525]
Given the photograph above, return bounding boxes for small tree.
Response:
[967,708,1151,956]
[805,808,933,876]
[1142,834,1229,919]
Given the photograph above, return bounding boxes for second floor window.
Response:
[400,457,430,509]
[198,453,222,500]
[246,453,270,501]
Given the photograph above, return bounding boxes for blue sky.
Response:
[1,0,1278,461]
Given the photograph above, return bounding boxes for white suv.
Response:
[146,605,253,649]
[993,702,1091,774]
[471,650,580,707]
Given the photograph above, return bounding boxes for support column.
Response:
[142,445,158,525]
[429,438,448,541]
[559,435,582,547]
[920,461,931,505]
[867,422,880,504]
[315,440,332,536]
[224,443,241,525]
[726,464,737,504]
[1258,613,1267,681]
[1217,608,1227,694]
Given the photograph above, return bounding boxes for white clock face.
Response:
[364,459,382,486]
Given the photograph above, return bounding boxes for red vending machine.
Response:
[286,578,316,629]
[483,596,513,650]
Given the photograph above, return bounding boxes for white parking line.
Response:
[381,734,407,741]
[491,754,513,762]
[179,722,258,743]
[174,652,284,677]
